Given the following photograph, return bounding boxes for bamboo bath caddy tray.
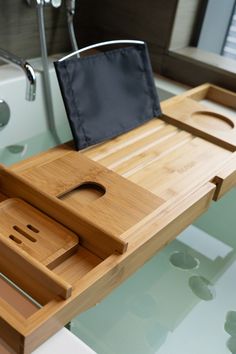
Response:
[1,84,236,353]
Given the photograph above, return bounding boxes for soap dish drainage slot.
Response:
[27,224,39,233]
[12,225,37,242]
[9,234,22,244]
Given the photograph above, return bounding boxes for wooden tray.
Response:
[1,84,236,354]
[161,83,236,200]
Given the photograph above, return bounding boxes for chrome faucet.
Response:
[0,49,36,101]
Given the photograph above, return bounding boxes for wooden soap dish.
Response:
[0,198,78,269]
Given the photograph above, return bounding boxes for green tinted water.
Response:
[71,190,236,354]
[0,122,71,166]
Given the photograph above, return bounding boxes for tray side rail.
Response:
[0,234,72,304]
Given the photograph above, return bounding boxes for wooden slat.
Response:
[96,124,178,168]
[54,247,102,284]
[0,192,7,202]
[0,235,72,304]
[0,316,23,354]
[0,338,17,354]
[128,137,231,198]
[0,276,38,318]
[213,152,236,200]
[0,296,28,353]
[113,130,191,177]
[179,83,210,101]
[208,84,236,109]
[81,121,230,202]
[84,120,166,161]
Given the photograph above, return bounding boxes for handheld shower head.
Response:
[66,0,76,14]
[26,0,62,8]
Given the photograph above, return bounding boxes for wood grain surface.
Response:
[163,97,236,151]
[0,198,78,268]
[1,84,236,353]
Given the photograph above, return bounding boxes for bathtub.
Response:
[1,61,235,354]
[0,57,72,165]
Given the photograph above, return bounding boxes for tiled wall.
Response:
[0,0,179,70]
[2,0,207,79]
[0,1,70,61]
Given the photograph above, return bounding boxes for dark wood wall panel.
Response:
[0,0,178,70]
[75,0,178,71]
[0,1,70,61]
[76,0,178,46]
[0,0,183,76]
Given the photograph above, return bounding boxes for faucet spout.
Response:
[0,49,36,101]
[24,62,37,101]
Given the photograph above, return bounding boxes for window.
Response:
[162,0,236,91]
[223,4,236,60]
[197,0,236,60]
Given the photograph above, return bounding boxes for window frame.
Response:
[160,0,236,92]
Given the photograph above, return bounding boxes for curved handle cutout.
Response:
[191,110,234,131]
[59,182,106,206]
